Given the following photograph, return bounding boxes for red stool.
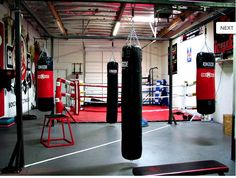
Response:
[40,114,75,148]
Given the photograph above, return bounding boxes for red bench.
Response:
[133,160,229,176]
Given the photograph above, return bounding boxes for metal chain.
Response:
[109,41,116,62]
[200,26,212,52]
[126,18,140,47]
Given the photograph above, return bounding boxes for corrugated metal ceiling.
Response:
[6,0,235,40]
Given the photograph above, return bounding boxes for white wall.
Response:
[160,22,234,123]
[215,63,233,123]
[142,42,162,81]
[53,39,162,83]
[53,39,84,80]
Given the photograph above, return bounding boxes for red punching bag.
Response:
[196,52,215,115]
[37,51,54,111]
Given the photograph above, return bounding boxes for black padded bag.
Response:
[121,45,142,160]
[106,61,118,123]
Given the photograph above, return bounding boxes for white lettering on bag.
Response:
[122,61,128,68]
[201,72,215,78]
[38,74,50,79]
[203,62,214,67]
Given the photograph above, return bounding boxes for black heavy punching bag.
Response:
[106,61,118,123]
[196,52,215,114]
[121,45,142,160]
[37,52,54,111]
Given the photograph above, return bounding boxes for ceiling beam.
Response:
[116,3,126,22]
[168,0,235,8]
[158,11,192,37]
[21,0,52,37]
[53,34,169,41]
[171,8,234,40]
[111,3,126,36]
[47,1,68,36]
[24,0,235,8]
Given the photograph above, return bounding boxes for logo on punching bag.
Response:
[201,72,215,78]
[122,61,128,68]
[109,69,117,74]
[203,62,214,67]
[38,74,50,79]
[38,65,48,70]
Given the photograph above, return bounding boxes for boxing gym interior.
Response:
[0,0,235,176]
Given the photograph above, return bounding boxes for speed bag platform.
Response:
[196,52,215,115]
[121,45,142,160]
[106,61,118,124]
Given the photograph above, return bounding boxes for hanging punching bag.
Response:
[121,45,142,160]
[37,52,54,111]
[196,52,215,115]
[106,61,118,123]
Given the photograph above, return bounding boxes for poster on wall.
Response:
[168,43,177,75]
[214,10,234,59]
[27,53,31,71]
[187,47,192,62]
[180,27,204,43]
[6,44,13,69]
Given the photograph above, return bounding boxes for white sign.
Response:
[216,22,236,34]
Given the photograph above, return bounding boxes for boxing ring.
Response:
[54,77,201,123]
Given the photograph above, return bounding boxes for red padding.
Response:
[37,70,54,98]
[196,68,215,100]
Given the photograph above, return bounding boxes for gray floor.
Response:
[0,109,235,175]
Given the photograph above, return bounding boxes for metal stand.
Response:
[148,67,158,105]
[2,0,24,173]
[168,39,177,125]
[40,114,74,148]
[1,140,24,173]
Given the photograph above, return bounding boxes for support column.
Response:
[168,39,176,125]
[2,0,24,173]
[231,34,235,161]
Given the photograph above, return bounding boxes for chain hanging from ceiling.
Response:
[126,5,140,47]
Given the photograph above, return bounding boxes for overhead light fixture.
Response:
[56,19,66,34]
[48,1,67,35]
[133,15,154,23]
[112,21,120,36]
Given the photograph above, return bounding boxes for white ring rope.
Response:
[60,81,197,106]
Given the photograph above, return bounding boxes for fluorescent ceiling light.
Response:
[112,21,120,36]
[133,15,154,23]
[56,20,65,34]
